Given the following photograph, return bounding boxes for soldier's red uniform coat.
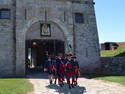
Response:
[59,61,65,74]
[73,60,80,76]
[74,66,80,76]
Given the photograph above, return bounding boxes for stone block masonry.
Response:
[100,57,125,75]
[0,0,100,76]
[0,0,16,77]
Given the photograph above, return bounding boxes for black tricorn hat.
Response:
[71,56,77,58]
[66,53,72,56]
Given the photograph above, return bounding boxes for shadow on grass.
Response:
[46,83,86,94]
[115,51,125,57]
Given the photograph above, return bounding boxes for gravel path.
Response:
[27,73,125,94]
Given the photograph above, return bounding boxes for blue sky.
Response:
[94,0,125,43]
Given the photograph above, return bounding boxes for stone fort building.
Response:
[0,0,100,77]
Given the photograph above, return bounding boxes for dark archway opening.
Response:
[25,39,65,74]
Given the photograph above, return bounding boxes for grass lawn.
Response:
[82,74,125,86]
[0,78,33,94]
[101,47,125,57]
[95,76,125,85]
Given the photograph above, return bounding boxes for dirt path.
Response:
[27,73,125,94]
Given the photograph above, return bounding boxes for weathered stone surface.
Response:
[0,0,100,76]
[0,0,15,77]
[100,57,125,75]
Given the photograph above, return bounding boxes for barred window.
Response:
[0,9,11,19]
[75,13,84,23]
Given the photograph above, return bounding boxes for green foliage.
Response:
[101,47,125,57]
[0,78,33,94]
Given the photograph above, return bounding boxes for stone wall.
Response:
[0,0,15,77]
[15,0,100,75]
[15,0,74,76]
[72,1,100,72]
[0,0,100,76]
[100,57,125,75]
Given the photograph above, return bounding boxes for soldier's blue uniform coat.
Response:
[61,58,66,64]
[65,59,74,75]
[71,60,75,71]
[56,58,62,75]
[73,60,79,69]
[64,58,69,64]
[65,59,75,72]
[45,60,53,73]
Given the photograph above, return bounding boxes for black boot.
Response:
[74,82,77,86]
[62,82,64,85]
[76,82,78,85]
[54,81,56,84]
[69,85,71,89]
[59,84,63,87]
[71,84,74,88]
[50,80,52,84]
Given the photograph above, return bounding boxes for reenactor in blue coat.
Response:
[65,53,75,89]
[56,53,64,87]
[44,56,53,84]
[71,56,80,86]
[52,56,57,84]
[60,53,66,84]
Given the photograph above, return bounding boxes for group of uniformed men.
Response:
[44,53,80,89]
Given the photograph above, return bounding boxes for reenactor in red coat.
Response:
[65,53,74,89]
[71,56,80,86]
[56,53,65,87]
[44,56,54,84]
[52,57,57,84]
[60,53,66,84]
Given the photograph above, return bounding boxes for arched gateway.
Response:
[15,19,73,76]
[25,21,72,73]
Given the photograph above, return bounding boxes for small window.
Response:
[75,13,84,23]
[0,9,11,19]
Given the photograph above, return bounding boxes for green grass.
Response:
[0,78,33,94]
[101,47,125,57]
[94,76,125,85]
[82,74,125,86]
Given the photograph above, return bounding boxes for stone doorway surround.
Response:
[15,19,73,76]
